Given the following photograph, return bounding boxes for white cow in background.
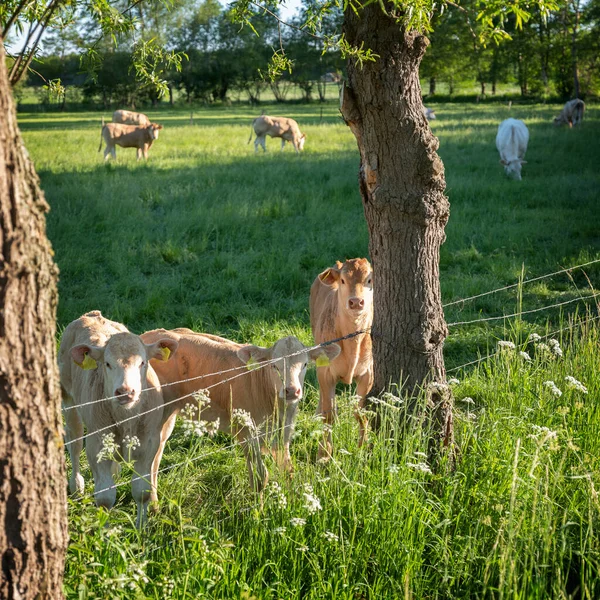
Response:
[423,106,436,120]
[496,118,529,181]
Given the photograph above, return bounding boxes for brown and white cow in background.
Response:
[99,119,163,161]
[59,311,178,528]
[112,109,151,127]
[141,328,340,491]
[310,258,374,458]
[553,99,585,127]
[248,115,306,153]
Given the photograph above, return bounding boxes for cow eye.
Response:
[106,362,111,369]
[141,361,145,367]
[367,278,372,285]
[341,278,346,284]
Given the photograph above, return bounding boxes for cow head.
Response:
[237,336,340,402]
[298,133,306,151]
[71,332,178,408]
[319,258,373,320]
[500,158,526,181]
[148,123,163,140]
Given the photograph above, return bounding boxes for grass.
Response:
[18,101,600,598]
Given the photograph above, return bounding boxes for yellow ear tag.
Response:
[316,353,330,368]
[246,357,260,371]
[81,353,97,370]
[160,346,171,361]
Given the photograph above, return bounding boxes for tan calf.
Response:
[310,258,374,457]
[59,311,178,528]
[553,99,585,127]
[140,328,340,491]
[113,109,151,127]
[99,121,163,161]
[248,115,306,153]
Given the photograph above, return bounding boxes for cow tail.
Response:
[248,120,255,144]
[98,117,105,152]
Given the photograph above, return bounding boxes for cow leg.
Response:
[316,368,337,459]
[131,433,160,529]
[86,433,118,512]
[143,146,149,159]
[257,136,266,152]
[104,145,112,161]
[280,139,285,151]
[149,412,178,510]
[354,367,374,447]
[110,145,116,160]
[136,147,142,161]
[63,398,85,495]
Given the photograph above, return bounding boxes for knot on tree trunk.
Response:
[410,316,448,354]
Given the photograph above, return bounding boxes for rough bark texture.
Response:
[341,5,453,451]
[0,39,68,599]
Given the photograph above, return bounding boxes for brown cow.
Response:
[58,311,178,528]
[113,109,151,127]
[140,328,340,491]
[248,115,306,153]
[310,258,374,458]
[553,99,585,127]
[99,120,163,161]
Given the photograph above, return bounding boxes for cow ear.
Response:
[146,338,178,362]
[309,343,341,363]
[71,344,103,369]
[237,344,272,365]
[319,265,341,286]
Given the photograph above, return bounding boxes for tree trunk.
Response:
[0,39,67,600]
[341,4,453,455]
[571,0,580,98]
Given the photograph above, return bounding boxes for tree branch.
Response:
[2,0,30,39]
[247,0,324,40]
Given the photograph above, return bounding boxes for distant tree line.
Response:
[11,0,600,107]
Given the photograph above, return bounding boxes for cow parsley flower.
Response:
[460,396,475,405]
[447,378,460,385]
[231,409,257,432]
[323,531,339,543]
[192,389,211,408]
[297,545,309,553]
[388,464,400,474]
[267,482,288,509]
[519,351,532,362]
[497,340,516,351]
[96,433,118,462]
[290,517,306,527]
[429,382,448,393]
[302,484,322,514]
[543,381,562,397]
[407,461,433,475]
[123,435,140,451]
[548,339,563,358]
[530,424,558,440]
[565,376,588,394]
[273,527,287,535]
[528,333,542,343]
[338,448,352,456]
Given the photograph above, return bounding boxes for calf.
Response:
[99,120,163,161]
[59,311,178,528]
[140,328,340,490]
[113,109,151,127]
[553,99,585,127]
[248,115,306,153]
[309,258,374,457]
[496,118,529,181]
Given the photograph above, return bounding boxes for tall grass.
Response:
[18,102,600,597]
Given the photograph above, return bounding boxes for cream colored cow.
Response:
[59,311,178,528]
[310,258,374,457]
[99,120,163,160]
[248,115,306,153]
[112,109,151,127]
[141,328,340,490]
[553,99,585,127]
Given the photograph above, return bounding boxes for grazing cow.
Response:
[99,120,163,161]
[113,109,151,127]
[309,258,374,457]
[59,311,178,528]
[248,115,306,153]
[496,118,529,181]
[140,328,340,490]
[553,99,585,127]
[423,106,436,120]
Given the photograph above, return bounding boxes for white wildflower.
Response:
[338,448,352,456]
[290,517,306,527]
[414,451,428,459]
[192,389,211,407]
[460,397,475,405]
[273,527,287,535]
[530,424,558,440]
[429,382,448,393]
[388,464,400,474]
[302,484,322,514]
[231,409,256,432]
[297,545,309,552]
[519,351,532,362]
[123,435,140,452]
[565,376,588,394]
[267,482,288,509]
[323,531,339,543]
[528,333,542,343]
[447,378,460,385]
[407,461,433,475]
[548,339,563,358]
[497,340,516,351]
[543,381,562,397]
[96,433,118,462]
[182,417,220,438]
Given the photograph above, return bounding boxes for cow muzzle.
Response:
[348,297,365,311]
[116,386,138,406]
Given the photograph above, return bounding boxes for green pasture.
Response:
[18,102,600,598]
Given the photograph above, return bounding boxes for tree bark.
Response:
[341,4,453,453]
[0,39,68,600]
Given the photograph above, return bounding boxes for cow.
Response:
[99,120,163,161]
[140,328,340,491]
[496,118,529,181]
[423,106,436,120]
[553,99,585,127]
[309,258,374,458]
[112,109,151,127]
[248,115,306,153]
[59,311,178,528]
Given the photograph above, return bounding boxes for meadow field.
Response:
[19,102,600,598]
